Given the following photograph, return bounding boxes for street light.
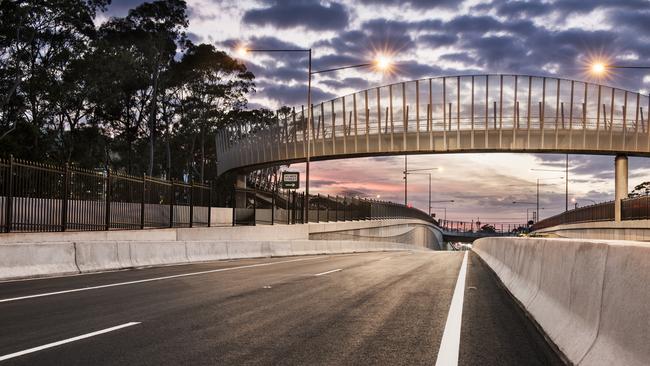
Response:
[531,155,570,212]
[590,62,650,77]
[235,45,393,221]
[431,206,454,221]
[404,167,442,215]
[532,176,564,222]
[513,201,538,223]
[572,197,597,208]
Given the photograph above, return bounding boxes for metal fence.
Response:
[531,201,615,231]
[438,219,524,234]
[621,195,650,220]
[231,188,434,226]
[0,157,212,233]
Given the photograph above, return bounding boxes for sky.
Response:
[103,0,650,224]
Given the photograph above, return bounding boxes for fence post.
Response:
[169,180,175,228]
[61,163,69,232]
[271,188,275,225]
[207,183,212,228]
[189,181,194,228]
[231,187,236,226]
[140,174,146,229]
[316,194,320,223]
[105,169,111,231]
[326,194,330,222]
[335,195,339,222]
[252,188,257,226]
[5,155,14,233]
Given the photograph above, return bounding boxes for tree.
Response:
[174,42,254,182]
[0,0,109,156]
[90,0,188,176]
[628,182,650,198]
[480,224,496,233]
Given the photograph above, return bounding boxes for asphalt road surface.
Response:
[0,251,563,365]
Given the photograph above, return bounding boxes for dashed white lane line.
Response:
[0,322,141,361]
[435,251,469,366]
[314,268,342,276]
[0,257,322,304]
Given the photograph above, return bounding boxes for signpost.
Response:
[281,171,300,189]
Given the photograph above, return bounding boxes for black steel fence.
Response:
[0,157,211,233]
[231,188,435,226]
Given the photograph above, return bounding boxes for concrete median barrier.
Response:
[75,241,132,273]
[0,242,78,279]
[473,237,650,366]
[185,241,229,262]
[127,241,188,267]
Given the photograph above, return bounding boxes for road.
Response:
[0,251,563,365]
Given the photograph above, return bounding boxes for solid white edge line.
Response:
[435,251,469,366]
[0,257,322,304]
[0,322,141,361]
[313,268,342,276]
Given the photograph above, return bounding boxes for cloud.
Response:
[242,0,349,31]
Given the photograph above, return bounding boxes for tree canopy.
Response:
[0,0,274,183]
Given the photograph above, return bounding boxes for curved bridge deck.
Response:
[217,74,650,174]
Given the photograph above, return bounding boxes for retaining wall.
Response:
[473,237,650,366]
[533,219,650,241]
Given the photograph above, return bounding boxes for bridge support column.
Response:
[615,154,628,222]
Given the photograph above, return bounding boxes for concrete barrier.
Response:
[0,242,78,279]
[185,241,229,262]
[127,241,188,267]
[473,237,650,366]
[75,241,132,272]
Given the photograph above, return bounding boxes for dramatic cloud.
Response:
[242,0,349,31]
[101,0,650,222]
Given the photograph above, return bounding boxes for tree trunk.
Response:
[148,56,160,177]
[200,127,205,183]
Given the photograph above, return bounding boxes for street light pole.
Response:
[404,155,408,206]
[306,49,312,222]
[237,46,392,222]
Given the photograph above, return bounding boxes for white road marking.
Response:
[0,257,322,304]
[313,268,342,276]
[0,322,141,361]
[435,251,469,366]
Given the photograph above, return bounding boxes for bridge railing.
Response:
[438,219,525,235]
[531,201,616,230]
[231,187,435,226]
[217,75,650,175]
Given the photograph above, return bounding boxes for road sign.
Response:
[281,171,299,189]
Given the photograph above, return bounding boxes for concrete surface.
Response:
[533,219,650,241]
[474,237,650,366]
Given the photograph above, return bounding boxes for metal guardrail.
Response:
[0,157,212,233]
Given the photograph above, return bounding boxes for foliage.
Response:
[0,0,275,183]
[628,182,650,198]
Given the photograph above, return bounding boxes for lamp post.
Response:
[236,46,392,221]
[431,206,454,221]
[404,167,443,215]
[513,201,538,224]
[532,159,569,212]
[533,176,563,222]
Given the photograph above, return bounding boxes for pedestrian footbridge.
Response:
[217,74,650,174]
